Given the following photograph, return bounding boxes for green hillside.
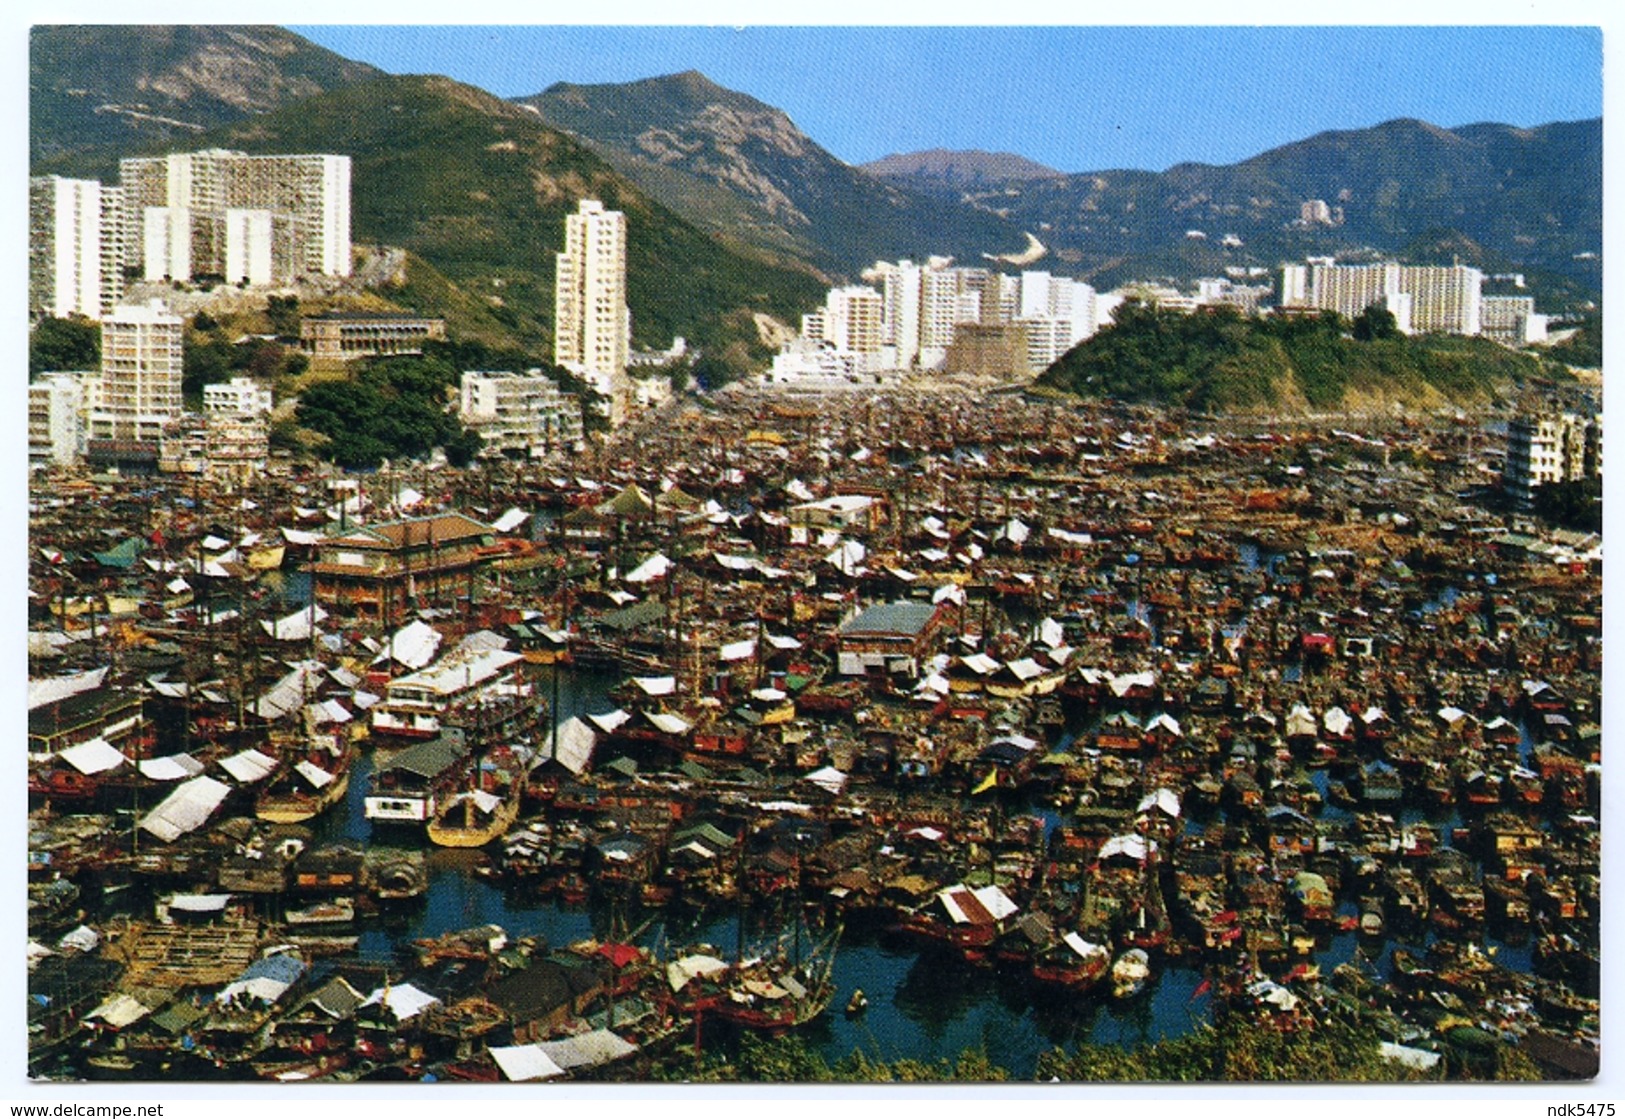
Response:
[1039,302,1561,414]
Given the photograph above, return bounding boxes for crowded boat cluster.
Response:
[27,384,1601,1081]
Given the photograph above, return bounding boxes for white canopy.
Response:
[719,638,758,663]
[541,716,598,776]
[58,925,100,952]
[140,776,232,842]
[87,993,151,1030]
[1063,932,1108,961]
[536,1030,636,1071]
[360,983,440,1022]
[218,748,279,784]
[294,760,336,789]
[1099,833,1158,862]
[632,675,677,697]
[491,508,530,534]
[939,883,1019,924]
[646,711,693,736]
[57,737,129,775]
[960,653,1002,676]
[374,619,443,670]
[587,709,632,735]
[490,1044,566,1082]
[825,540,866,575]
[255,660,326,721]
[140,754,205,782]
[624,554,672,584]
[261,603,328,642]
[1323,707,1354,736]
[803,766,847,795]
[1136,787,1182,818]
[28,666,109,711]
[666,954,729,992]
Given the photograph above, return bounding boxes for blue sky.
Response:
[288,25,1602,172]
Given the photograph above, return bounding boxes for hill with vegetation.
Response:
[30,25,380,166]
[1038,302,1561,414]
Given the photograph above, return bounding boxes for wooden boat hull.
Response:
[256,768,351,825]
[427,796,521,848]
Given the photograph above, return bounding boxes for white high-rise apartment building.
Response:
[29,176,124,319]
[1505,410,1601,507]
[554,199,630,399]
[1017,271,1099,349]
[864,260,924,370]
[1402,264,1482,336]
[820,286,885,355]
[89,300,184,445]
[919,263,963,360]
[119,149,351,283]
[1481,295,1549,346]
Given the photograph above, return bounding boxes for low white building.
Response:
[203,376,274,415]
[458,369,582,458]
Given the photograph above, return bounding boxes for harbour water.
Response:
[239,667,1535,1079]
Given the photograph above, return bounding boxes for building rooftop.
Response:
[839,600,938,638]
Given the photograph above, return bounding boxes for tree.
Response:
[1353,304,1402,341]
[266,295,301,338]
[182,334,235,396]
[30,316,99,374]
[1532,477,1602,533]
[443,428,484,468]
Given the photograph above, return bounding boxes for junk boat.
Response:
[426,751,526,848]
[255,728,356,825]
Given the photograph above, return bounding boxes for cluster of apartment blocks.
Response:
[775,257,1106,380]
[27,295,276,480]
[775,251,1550,381]
[29,149,352,321]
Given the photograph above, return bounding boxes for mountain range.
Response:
[29,25,1603,371]
[517,71,1030,275]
